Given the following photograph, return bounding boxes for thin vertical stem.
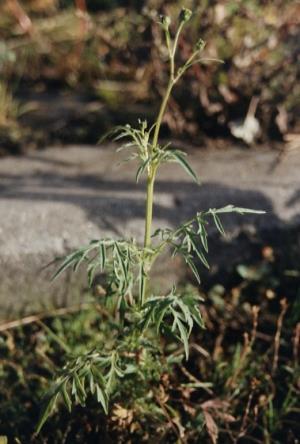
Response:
[143,78,174,251]
[141,170,155,306]
[141,21,181,305]
[141,79,174,305]
[152,80,174,152]
[143,172,155,249]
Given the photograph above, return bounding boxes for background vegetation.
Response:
[0,0,299,154]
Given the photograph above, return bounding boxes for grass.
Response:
[0,232,299,443]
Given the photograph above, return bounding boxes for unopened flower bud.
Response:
[195,38,206,52]
[160,15,171,30]
[179,7,192,23]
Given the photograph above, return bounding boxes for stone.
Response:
[1,144,300,318]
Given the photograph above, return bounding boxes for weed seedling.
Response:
[37,8,264,432]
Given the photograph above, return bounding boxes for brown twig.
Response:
[237,391,254,440]
[250,305,260,346]
[190,342,210,358]
[155,394,182,442]
[0,302,97,333]
[179,364,214,395]
[73,0,90,72]
[212,323,226,361]
[272,298,288,375]
[7,0,33,35]
[293,322,300,367]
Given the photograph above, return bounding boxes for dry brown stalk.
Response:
[0,302,99,333]
[272,298,288,375]
[293,322,300,367]
[7,0,33,35]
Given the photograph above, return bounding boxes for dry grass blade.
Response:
[272,298,288,375]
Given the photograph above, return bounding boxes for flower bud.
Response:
[179,7,192,23]
[160,15,171,31]
[195,38,206,52]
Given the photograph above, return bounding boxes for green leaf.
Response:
[51,250,83,280]
[155,303,172,333]
[62,381,72,412]
[73,248,91,272]
[169,150,199,183]
[87,262,97,287]
[176,299,193,334]
[209,205,265,215]
[36,392,59,434]
[136,157,150,183]
[96,385,108,414]
[114,242,127,284]
[138,263,146,303]
[174,315,189,360]
[187,231,210,269]
[89,373,95,395]
[74,372,86,402]
[212,212,225,235]
[197,217,209,253]
[100,242,106,270]
[184,254,201,283]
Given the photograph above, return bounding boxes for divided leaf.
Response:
[37,351,123,432]
[153,205,265,284]
[139,288,204,359]
[51,239,142,302]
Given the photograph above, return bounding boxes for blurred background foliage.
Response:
[0,0,299,154]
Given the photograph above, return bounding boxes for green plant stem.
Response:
[144,77,174,250]
[144,172,155,248]
[141,171,155,306]
[141,20,188,301]
[152,80,174,151]
[141,77,175,305]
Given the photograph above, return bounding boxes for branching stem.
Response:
[142,41,177,304]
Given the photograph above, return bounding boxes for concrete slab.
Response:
[1,144,300,318]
